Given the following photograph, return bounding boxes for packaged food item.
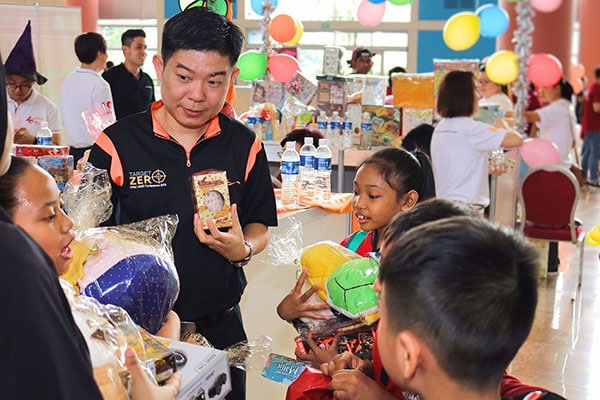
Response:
[322,46,345,76]
[37,155,74,191]
[13,144,69,157]
[392,73,435,109]
[191,170,233,230]
[402,108,434,136]
[362,105,402,146]
[316,75,347,117]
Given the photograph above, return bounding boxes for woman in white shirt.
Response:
[431,70,522,210]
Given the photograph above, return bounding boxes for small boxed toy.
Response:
[37,155,74,191]
[191,170,233,230]
[402,108,434,136]
[166,340,231,400]
[13,144,69,157]
[316,75,347,117]
[362,105,401,146]
[286,71,318,105]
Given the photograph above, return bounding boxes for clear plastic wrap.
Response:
[225,335,273,373]
[62,163,180,334]
[62,163,113,233]
[76,215,180,334]
[266,214,303,266]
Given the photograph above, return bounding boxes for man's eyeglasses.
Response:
[7,82,34,91]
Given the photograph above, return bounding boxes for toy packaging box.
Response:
[13,144,69,157]
[286,71,318,106]
[191,170,232,230]
[165,340,231,400]
[361,105,401,147]
[402,108,434,136]
[316,75,347,117]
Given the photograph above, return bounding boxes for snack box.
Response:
[165,340,231,400]
[191,170,233,230]
[362,105,401,146]
[13,144,69,157]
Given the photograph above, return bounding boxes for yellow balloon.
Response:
[284,19,304,46]
[485,50,519,84]
[586,225,600,247]
[443,12,480,51]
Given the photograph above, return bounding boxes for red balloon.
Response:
[520,138,560,168]
[527,54,563,87]
[268,54,301,83]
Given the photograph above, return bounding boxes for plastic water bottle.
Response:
[317,110,329,139]
[342,118,353,149]
[315,138,332,202]
[359,112,372,150]
[299,137,317,201]
[329,111,342,147]
[281,141,300,207]
[36,121,53,146]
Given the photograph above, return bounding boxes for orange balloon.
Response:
[570,63,585,80]
[269,14,297,43]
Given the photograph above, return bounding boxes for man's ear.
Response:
[398,331,422,381]
[152,54,164,83]
[231,66,240,82]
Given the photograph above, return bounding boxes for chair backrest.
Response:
[518,164,580,241]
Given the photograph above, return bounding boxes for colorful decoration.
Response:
[388,0,414,5]
[268,53,301,83]
[476,4,509,38]
[357,0,386,27]
[269,13,297,43]
[237,51,268,81]
[520,138,560,168]
[443,12,480,51]
[512,0,534,133]
[485,50,519,85]
[527,53,563,87]
[531,0,563,13]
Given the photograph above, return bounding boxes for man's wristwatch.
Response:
[230,239,254,268]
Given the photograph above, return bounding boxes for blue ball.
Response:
[83,254,179,333]
[250,0,278,15]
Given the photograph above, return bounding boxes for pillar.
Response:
[578,0,600,83]
[498,0,574,78]
[64,0,99,32]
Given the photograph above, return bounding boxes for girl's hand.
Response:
[277,269,331,321]
[296,332,341,367]
[328,369,398,400]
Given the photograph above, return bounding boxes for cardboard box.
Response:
[316,75,347,117]
[13,144,69,157]
[166,340,231,400]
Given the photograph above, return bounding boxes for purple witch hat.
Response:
[5,21,47,85]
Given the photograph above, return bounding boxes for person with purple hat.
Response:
[347,47,375,75]
[5,21,62,145]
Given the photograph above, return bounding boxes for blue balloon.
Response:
[476,4,509,38]
[251,0,278,15]
[368,0,387,3]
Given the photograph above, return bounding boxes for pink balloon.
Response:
[357,0,386,27]
[268,54,301,83]
[531,0,562,13]
[520,138,560,168]
[527,53,563,87]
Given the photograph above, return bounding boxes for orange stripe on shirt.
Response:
[95,133,124,187]
[245,135,263,182]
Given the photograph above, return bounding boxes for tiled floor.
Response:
[508,186,600,399]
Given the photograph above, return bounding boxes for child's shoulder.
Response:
[341,230,374,256]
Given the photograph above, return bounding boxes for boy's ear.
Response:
[398,331,422,381]
[400,190,419,211]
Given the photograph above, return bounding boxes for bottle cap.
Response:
[41,121,49,128]
[304,137,313,145]
[286,141,296,150]
[320,139,329,146]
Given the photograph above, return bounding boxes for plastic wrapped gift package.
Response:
[392,73,435,109]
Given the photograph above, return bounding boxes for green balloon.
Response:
[388,0,415,5]
[184,0,228,16]
[237,51,268,81]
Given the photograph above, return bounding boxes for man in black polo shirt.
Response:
[103,29,155,119]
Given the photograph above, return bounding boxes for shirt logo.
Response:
[129,169,167,189]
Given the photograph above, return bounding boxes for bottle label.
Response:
[342,121,352,130]
[361,122,372,132]
[281,160,300,175]
[300,155,314,168]
[37,136,53,146]
[247,116,258,125]
[316,157,331,170]
[317,121,327,130]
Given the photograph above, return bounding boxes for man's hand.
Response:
[13,127,35,144]
[277,269,331,321]
[194,203,248,262]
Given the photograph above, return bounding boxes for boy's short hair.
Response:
[379,217,538,390]
[121,29,146,46]
[161,7,243,66]
[74,32,107,64]
[437,70,476,118]
[279,128,323,148]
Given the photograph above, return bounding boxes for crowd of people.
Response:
[2,5,597,400]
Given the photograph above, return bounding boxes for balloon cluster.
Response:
[237,0,303,83]
[356,0,415,28]
[443,4,509,52]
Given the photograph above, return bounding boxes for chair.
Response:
[518,165,585,300]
